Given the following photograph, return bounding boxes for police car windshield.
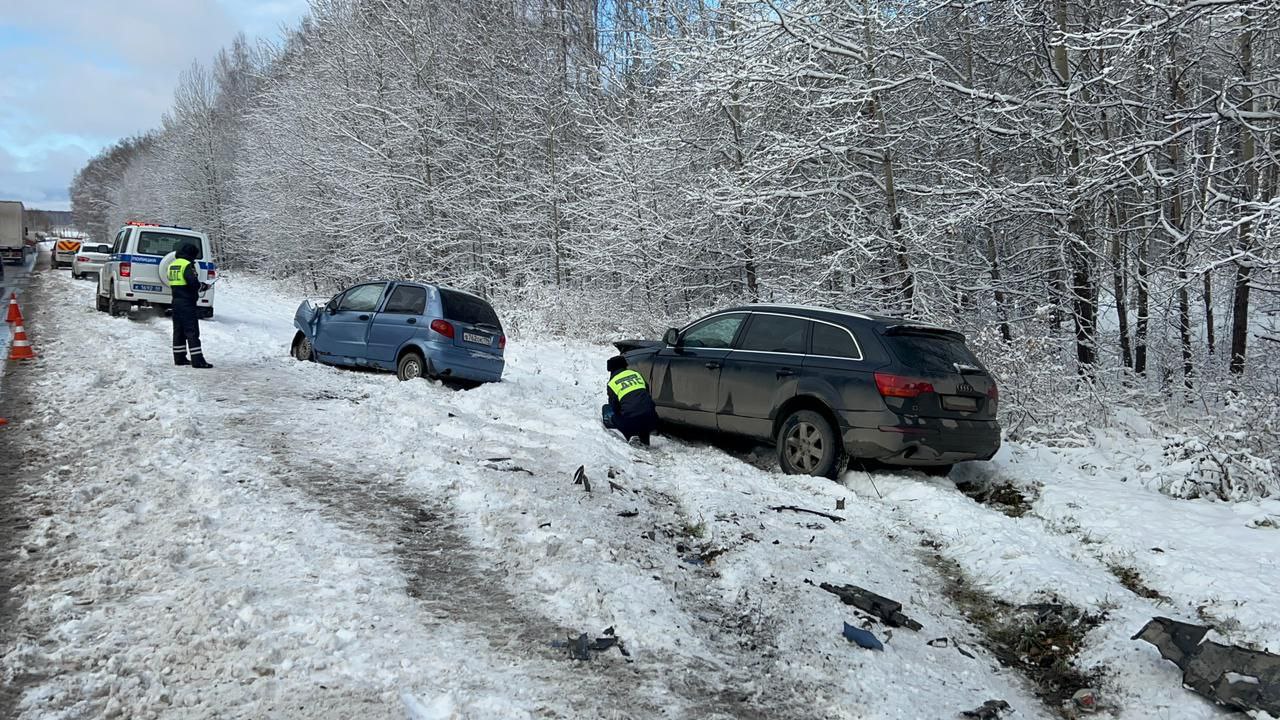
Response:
[137,231,203,259]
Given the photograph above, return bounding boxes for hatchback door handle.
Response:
[406,318,417,324]
[705,362,722,370]
[358,314,370,321]
[776,368,795,377]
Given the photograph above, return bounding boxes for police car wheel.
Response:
[95,293,108,313]
[108,291,126,317]
[397,352,425,381]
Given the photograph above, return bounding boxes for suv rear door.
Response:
[878,326,997,421]
[716,312,807,438]
[132,229,203,293]
[437,289,503,355]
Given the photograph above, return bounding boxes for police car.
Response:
[96,222,216,318]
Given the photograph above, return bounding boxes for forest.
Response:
[70,0,1280,495]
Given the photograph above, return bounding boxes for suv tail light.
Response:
[987,383,999,404]
[206,268,216,280]
[120,261,132,278]
[499,335,507,351]
[430,319,455,339]
[874,372,935,398]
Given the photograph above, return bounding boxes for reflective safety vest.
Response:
[168,258,191,286]
[608,369,648,400]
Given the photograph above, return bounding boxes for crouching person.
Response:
[602,356,658,445]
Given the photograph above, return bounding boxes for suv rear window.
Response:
[136,231,204,258]
[885,331,982,375]
[439,289,500,328]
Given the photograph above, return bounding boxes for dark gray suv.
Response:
[616,305,1000,478]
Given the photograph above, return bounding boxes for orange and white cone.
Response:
[8,321,35,360]
[5,292,20,324]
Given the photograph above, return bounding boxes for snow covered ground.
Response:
[1,270,1277,719]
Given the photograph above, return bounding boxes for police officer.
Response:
[168,243,212,368]
[602,355,659,445]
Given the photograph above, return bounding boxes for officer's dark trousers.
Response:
[171,304,203,362]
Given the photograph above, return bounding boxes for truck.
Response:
[0,201,29,265]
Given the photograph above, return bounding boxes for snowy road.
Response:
[2,270,1277,719]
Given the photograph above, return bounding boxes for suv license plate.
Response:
[132,283,164,292]
[463,332,490,345]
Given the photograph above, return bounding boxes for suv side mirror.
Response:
[663,328,679,346]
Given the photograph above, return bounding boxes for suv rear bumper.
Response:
[839,411,1000,466]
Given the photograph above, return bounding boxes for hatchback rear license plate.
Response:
[463,332,490,345]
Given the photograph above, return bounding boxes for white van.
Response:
[96,222,217,318]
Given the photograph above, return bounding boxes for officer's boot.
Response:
[174,353,190,366]
[188,343,213,369]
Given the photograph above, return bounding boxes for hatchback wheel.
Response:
[292,334,314,362]
[397,351,426,381]
[777,409,844,479]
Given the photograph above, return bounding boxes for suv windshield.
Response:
[885,331,983,375]
[136,231,203,258]
[439,289,500,328]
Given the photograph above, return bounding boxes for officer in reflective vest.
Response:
[167,243,213,368]
[602,356,659,445]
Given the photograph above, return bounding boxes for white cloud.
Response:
[0,0,308,209]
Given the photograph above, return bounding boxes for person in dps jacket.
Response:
[602,355,659,445]
[167,243,212,368]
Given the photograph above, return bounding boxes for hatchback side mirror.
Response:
[663,328,679,346]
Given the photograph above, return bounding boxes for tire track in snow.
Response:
[215,367,831,720]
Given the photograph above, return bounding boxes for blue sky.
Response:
[0,0,309,211]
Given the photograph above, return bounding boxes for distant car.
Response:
[291,281,506,383]
[53,238,82,268]
[616,305,1000,478]
[71,242,112,279]
[96,222,216,318]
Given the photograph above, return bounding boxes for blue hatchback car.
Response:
[291,281,505,382]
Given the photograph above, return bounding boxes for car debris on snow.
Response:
[552,627,631,661]
[572,464,591,493]
[1133,616,1280,716]
[842,622,884,651]
[768,505,845,522]
[1063,687,1101,715]
[959,699,1011,719]
[819,582,924,631]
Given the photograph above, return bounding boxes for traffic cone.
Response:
[6,292,20,323]
[8,320,35,360]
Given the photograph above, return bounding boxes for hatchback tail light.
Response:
[76,256,89,262]
[874,372,934,398]
[120,261,132,278]
[430,319,455,339]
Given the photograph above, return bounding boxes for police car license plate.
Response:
[463,332,490,345]
[132,283,164,292]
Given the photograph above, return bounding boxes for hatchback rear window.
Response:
[885,331,983,375]
[440,289,500,328]
[136,231,203,259]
